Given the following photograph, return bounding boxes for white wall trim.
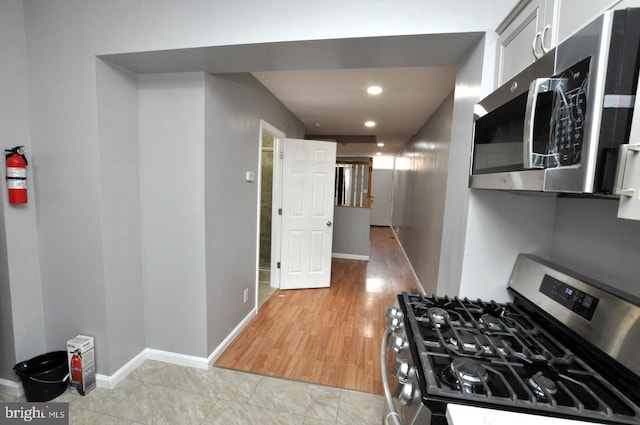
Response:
[94,307,256,388]
[96,349,147,390]
[259,119,287,292]
[95,348,209,390]
[207,307,256,366]
[14,308,258,393]
[331,253,370,261]
[146,348,209,370]
[391,226,426,295]
[0,378,23,397]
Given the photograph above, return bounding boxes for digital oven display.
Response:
[539,275,599,321]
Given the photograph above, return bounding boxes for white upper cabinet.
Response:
[496,0,557,87]
[495,0,626,88]
[556,0,622,43]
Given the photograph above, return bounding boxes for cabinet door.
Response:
[556,0,621,44]
[496,0,547,85]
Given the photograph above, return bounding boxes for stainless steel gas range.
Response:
[382,254,640,425]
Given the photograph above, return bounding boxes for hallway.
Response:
[215,226,421,394]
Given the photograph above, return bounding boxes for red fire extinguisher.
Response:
[5,146,28,204]
[71,350,83,388]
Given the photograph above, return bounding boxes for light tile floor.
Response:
[1,360,385,425]
[258,281,277,308]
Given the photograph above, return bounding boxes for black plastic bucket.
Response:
[13,351,69,402]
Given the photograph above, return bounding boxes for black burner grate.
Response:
[399,293,640,424]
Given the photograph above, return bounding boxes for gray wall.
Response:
[332,207,371,258]
[96,60,146,370]
[436,42,485,298]
[458,190,555,301]
[0,0,46,382]
[138,73,208,357]
[0,196,13,380]
[457,188,640,304]
[204,73,304,354]
[1,0,518,381]
[24,2,110,371]
[393,94,454,294]
[549,198,640,298]
[393,34,637,303]
[393,36,557,302]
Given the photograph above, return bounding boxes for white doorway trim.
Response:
[256,120,286,311]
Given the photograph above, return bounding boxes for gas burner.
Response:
[454,358,489,384]
[440,358,489,394]
[429,308,449,327]
[443,329,481,353]
[480,314,503,331]
[527,372,557,400]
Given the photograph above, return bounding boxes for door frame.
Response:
[256,120,286,309]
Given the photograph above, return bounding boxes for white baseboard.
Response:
[4,310,258,393]
[0,378,23,398]
[391,226,425,295]
[94,308,257,389]
[96,349,147,390]
[207,307,256,366]
[332,253,369,261]
[146,348,209,370]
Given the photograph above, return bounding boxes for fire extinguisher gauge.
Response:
[5,146,27,164]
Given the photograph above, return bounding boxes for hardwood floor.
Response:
[215,226,421,394]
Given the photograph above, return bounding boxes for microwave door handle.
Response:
[523,78,564,169]
[524,78,546,169]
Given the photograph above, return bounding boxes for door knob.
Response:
[327,221,332,227]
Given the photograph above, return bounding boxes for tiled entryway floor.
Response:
[1,360,385,425]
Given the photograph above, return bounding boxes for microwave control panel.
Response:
[548,57,591,167]
[539,274,599,321]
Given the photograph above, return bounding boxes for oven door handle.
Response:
[381,327,403,425]
[523,77,565,169]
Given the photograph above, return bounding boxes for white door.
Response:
[279,138,336,289]
[370,169,393,226]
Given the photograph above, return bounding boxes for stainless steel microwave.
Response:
[470,8,640,195]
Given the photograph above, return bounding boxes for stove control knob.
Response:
[392,359,410,380]
[394,381,419,406]
[390,335,409,354]
[388,316,404,331]
[385,306,401,319]
[385,307,404,330]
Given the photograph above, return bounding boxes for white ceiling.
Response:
[252,66,457,157]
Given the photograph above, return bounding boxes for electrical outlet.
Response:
[243,288,249,303]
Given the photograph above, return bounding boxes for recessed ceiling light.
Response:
[314,122,322,128]
[367,86,383,95]
[376,152,382,155]
[377,142,385,147]
[364,121,376,128]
